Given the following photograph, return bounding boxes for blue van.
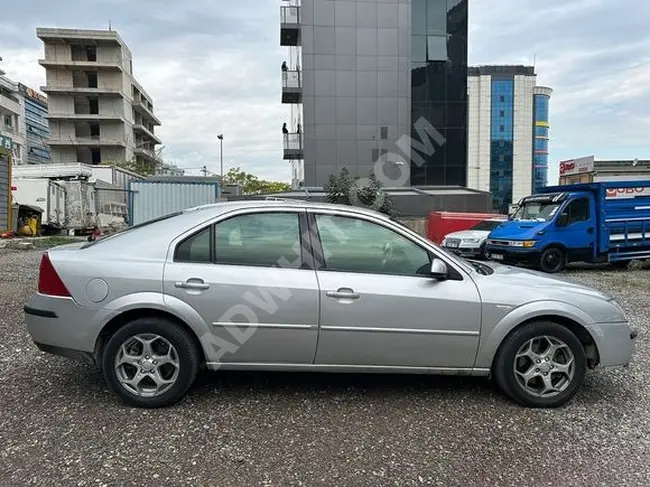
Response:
[485,181,650,273]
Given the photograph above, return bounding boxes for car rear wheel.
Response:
[540,247,565,273]
[102,317,201,408]
[493,321,586,408]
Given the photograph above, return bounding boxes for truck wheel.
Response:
[540,247,565,273]
[102,317,202,408]
[493,321,586,408]
[611,260,631,270]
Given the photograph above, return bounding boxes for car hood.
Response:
[488,220,549,241]
[474,262,612,305]
[445,230,491,240]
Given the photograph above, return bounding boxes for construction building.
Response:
[37,28,163,172]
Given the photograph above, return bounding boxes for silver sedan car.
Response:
[24,201,637,408]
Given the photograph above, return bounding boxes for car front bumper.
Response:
[485,246,540,265]
[586,321,638,368]
[444,243,483,258]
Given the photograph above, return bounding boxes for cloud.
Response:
[2,0,650,187]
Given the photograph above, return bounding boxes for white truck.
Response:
[12,178,67,231]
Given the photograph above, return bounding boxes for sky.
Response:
[1,0,649,184]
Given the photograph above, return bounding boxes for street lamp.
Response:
[217,134,224,181]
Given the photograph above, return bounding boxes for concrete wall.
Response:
[512,75,535,203]
[301,0,412,187]
[467,75,492,192]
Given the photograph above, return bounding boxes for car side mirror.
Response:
[430,258,448,280]
[557,213,569,227]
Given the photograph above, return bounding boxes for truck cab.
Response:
[486,181,650,272]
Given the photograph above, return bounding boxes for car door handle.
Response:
[175,280,210,290]
[326,288,360,300]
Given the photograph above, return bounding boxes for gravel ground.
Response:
[1,249,649,486]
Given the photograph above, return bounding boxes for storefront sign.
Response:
[559,155,594,176]
[605,187,650,199]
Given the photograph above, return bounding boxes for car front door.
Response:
[309,211,482,370]
[557,197,595,261]
[163,209,320,365]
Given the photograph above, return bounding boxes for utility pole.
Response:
[217,134,224,182]
[201,165,208,177]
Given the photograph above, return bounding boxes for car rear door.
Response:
[308,211,482,369]
[163,208,320,365]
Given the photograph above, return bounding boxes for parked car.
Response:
[24,201,637,408]
[486,181,650,273]
[442,218,507,259]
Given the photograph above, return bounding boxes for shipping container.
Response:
[12,178,66,229]
[428,211,502,244]
[0,147,10,232]
[128,178,221,226]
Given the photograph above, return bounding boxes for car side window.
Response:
[566,198,589,224]
[175,226,212,263]
[315,214,431,276]
[214,212,302,268]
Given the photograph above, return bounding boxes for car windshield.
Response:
[471,220,504,231]
[512,202,561,222]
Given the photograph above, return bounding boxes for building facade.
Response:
[280,0,468,188]
[467,65,552,213]
[37,28,162,171]
[18,83,52,165]
[559,156,650,185]
[0,69,26,166]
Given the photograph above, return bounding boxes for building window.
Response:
[500,125,504,132]
[500,95,505,102]
[499,110,504,117]
[427,35,448,62]
[380,126,388,140]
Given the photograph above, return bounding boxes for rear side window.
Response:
[215,212,302,268]
[175,226,211,263]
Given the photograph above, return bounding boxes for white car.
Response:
[443,218,507,259]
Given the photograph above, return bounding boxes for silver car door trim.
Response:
[320,325,480,336]
[326,291,361,299]
[205,362,490,376]
[212,322,317,330]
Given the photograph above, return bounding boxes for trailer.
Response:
[486,181,650,272]
[11,178,66,230]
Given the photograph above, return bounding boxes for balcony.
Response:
[280,6,301,46]
[283,133,303,160]
[282,70,303,104]
[133,124,162,145]
[48,112,125,122]
[38,58,123,71]
[0,93,21,115]
[132,100,162,126]
[47,136,127,147]
[41,85,122,96]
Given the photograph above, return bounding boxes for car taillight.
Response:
[38,253,71,297]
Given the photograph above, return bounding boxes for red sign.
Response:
[605,187,650,199]
[559,156,594,176]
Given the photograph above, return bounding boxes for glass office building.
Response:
[467,66,552,213]
[283,0,468,188]
[410,0,468,186]
[19,84,52,165]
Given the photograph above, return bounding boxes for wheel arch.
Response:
[475,302,600,370]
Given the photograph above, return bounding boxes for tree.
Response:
[324,167,396,216]
[111,158,157,177]
[223,167,290,195]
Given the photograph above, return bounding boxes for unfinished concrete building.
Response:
[37,28,162,171]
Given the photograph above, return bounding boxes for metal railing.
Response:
[281,5,301,24]
[283,133,303,151]
[282,70,302,89]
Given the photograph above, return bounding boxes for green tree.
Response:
[324,167,396,216]
[223,167,290,195]
[111,158,157,177]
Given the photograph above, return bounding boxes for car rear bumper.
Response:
[24,293,99,360]
[586,321,638,368]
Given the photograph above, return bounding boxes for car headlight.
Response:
[510,240,536,248]
[463,238,480,243]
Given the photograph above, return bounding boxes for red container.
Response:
[428,211,503,244]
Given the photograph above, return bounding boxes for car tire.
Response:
[479,242,487,260]
[102,317,202,408]
[493,321,586,408]
[540,247,566,273]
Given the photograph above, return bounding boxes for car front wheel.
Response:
[102,317,202,408]
[493,321,587,408]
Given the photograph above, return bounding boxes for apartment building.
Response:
[18,83,52,165]
[280,0,469,188]
[37,28,162,171]
[467,65,552,213]
[0,68,26,165]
